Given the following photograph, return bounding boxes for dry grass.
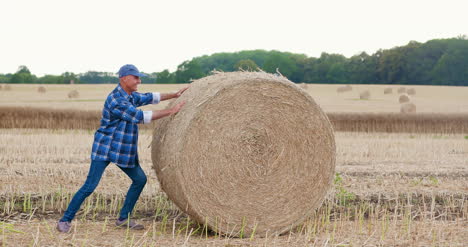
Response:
[383,88,392,94]
[3,106,467,133]
[0,129,467,245]
[328,112,468,133]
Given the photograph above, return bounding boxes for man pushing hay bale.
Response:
[151,71,336,237]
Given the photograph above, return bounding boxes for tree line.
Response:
[1,37,467,86]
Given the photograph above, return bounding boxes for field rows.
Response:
[2,106,468,133]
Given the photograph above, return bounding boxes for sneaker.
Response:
[115,218,144,230]
[56,221,72,233]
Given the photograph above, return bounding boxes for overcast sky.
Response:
[1,0,466,76]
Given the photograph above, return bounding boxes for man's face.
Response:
[121,75,141,93]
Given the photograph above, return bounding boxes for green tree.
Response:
[234,59,259,71]
[263,52,298,78]
[37,75,63,84]
[431,40,468,85]
[175,60,204,83]
[0,74,12,83]
[10,65,36,83]
[61,72,79,84]
[156,70,175,83]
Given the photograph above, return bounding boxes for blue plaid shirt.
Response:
[91,85,159,168]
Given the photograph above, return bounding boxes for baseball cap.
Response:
[118,64,148,78]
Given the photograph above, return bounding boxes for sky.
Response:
[0,0,466,76]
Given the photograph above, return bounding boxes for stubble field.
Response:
[0,83,467,246]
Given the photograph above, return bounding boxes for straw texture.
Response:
[151,71,336,236]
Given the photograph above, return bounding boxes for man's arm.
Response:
[160,86,189,101]
[142,101,186,123]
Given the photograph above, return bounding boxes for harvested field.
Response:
[1,84,468,113]
[0,129,467,245]
[1,83,467,245]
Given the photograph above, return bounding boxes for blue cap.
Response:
[118,64,148,78]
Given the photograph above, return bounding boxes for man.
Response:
[57,64,187,233]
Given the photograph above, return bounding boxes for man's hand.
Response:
[160,86,190,101]
[175,86,189,98]
[171,101,186,114]
[151,101,186,121]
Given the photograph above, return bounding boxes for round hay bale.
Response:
[397,87,406,94]
[407,88,416,95]
[399,94,410,103]
[359,90,370,100]
[336,85,352,93]
[68,90,79,99]
[38,86,46,93]
[4,84,11,91]
[401,103,416,113]
[151,71,336,237]
[384,88,392,94]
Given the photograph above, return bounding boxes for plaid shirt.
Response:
[91,84,159,168]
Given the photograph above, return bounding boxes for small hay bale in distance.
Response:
[401,103,416,113]
[397,87,406,94]
[151,71,336,237]
[337,85,352,93]
[384,88,392,94]
[399,94,410,103]
[38,86,46,93]
[359,90,370,100]
[68,90,79,98]
[407,88,416,95]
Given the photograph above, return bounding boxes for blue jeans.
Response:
[60,160,147,222]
